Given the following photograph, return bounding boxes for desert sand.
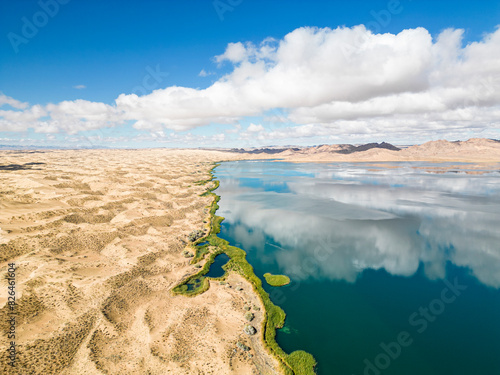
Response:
[0,149,281,375]
[1,139,498,375]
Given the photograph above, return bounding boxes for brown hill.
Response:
[275,139,500,162]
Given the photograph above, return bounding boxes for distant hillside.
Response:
[273,138,500,162]
[307,142,400,154]
[226,142,400,155]
[402,138,500,159]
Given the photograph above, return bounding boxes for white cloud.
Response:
[215,42,249,64]
[43,100,122,134]
[0,104,47,132]
[0,93,29,109]
[1,26,500,142]
[238,123,267,141]
[212,133,225,142]
[73,85,87,89]
[0,99,121,134]
[198,69,215,77]
[247,123,264,132]
[225,124,241,134]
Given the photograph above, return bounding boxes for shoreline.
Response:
[174,161,317,375]
[0,149,286,374]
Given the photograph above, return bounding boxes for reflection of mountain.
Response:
[217,161,500,288]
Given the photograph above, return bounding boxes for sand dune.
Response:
[0,149,280,375]
[1,139,498,374]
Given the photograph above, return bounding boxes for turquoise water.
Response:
[206,253,230,278]
[214,161,500,375]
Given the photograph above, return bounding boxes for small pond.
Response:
[206,253,230,278]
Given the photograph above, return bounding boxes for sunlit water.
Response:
[214,161,500,375]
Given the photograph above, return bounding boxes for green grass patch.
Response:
[264,273,291,287]
[172,246,224,296]
[174,161,316,374]
[286,351,317,375]
[191,244,210,263]
[172,276,210,297]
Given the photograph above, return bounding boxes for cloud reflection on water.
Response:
[216,162,500,288]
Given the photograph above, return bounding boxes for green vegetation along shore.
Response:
[172,162,316,375]
[264,273,291,287]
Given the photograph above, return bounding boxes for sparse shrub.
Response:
[236,342,250,351]
[245,312,255,322]
[188,229,204,242]
[244,325,256,336]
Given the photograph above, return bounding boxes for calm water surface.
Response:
[215,161,500,375]
[206,253,230,278]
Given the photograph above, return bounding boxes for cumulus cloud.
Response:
[0,104,47,132]
[0,98,121,134]
[215,42,250,64]
[239,123,267,141]
[43,100,122,133]
[1,26,500,140]
[0,93,29,109]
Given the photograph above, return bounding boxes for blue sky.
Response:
[1,0,500,148]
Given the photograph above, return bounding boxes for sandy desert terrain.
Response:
[1,139,498,375]
[0,149,281,375]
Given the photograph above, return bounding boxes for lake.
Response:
[214,160,500,375]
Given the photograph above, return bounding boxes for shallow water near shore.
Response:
[206,253,230,278]
[215,160,500,375]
